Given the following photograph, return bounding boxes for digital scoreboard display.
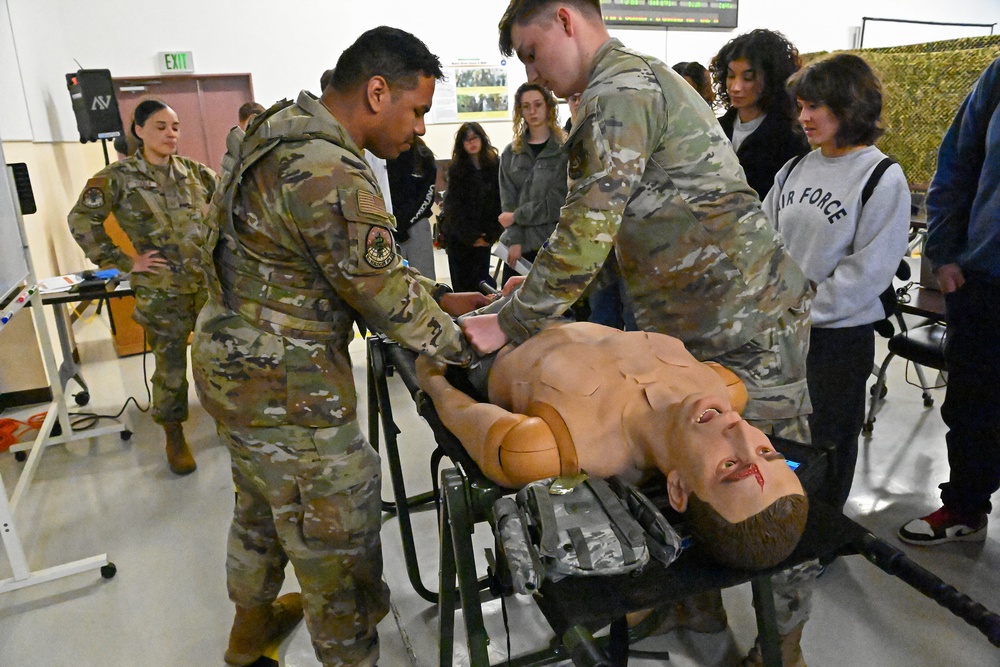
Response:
[601,0,739,30]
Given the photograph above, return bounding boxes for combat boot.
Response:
[740,622,807,667]
[225,592,304,666]
[163,423,196,475]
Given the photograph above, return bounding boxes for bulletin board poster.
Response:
[430,59,509,124]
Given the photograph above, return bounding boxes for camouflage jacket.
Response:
[497,39,811,360]
[67,151,217,293]
[193,90,472,428]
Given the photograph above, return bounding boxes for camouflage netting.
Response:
[804,35,1000,188]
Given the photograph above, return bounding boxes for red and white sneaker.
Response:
[898,506,987,545]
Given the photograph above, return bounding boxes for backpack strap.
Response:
[527,484,560,556]
[586,478,642,567]
[607,477,684,567]
[861,157,897,206]
[784,152,807,180]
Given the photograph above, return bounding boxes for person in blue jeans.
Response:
[899,55,1000,545]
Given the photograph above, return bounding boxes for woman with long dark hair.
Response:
[440,122,503,292]
[68,99,218,475]
[711,29,810,198]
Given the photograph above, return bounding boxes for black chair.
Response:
[864,279,947,433]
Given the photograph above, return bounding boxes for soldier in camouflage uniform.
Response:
[68,99,217,475]
[470,2,817,665]
[191,27,485,667]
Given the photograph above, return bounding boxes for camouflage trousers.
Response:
[132,286,206,424]
[712,295,813,433]
[713,300,819,636]
[219,419,389,667]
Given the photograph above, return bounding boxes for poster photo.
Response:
[430,59,509,123]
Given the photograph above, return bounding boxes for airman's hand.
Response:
[439,291,493,316]
[501,275,525,297]
[460,314,509,354]
[131,250,168,273]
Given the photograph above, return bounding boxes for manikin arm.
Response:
[415,355,561,488]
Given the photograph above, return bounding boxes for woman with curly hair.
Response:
[440,122,503,292]
[498,83,569,286]
[711,29,810,198]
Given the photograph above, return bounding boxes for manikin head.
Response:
[656,392,808,570]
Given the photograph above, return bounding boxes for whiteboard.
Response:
[0,140,30,303]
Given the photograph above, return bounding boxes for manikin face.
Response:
[798,98,842,155]
[726,58,763,116]
[369,75,436,159]
[664,393,805,524]
[135,107,180,163]
[519,90,549,132]
[511,11,588,99]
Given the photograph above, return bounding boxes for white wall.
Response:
[3,0,999,156]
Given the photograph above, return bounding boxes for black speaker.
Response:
[65,69,124,143]
[9,163,35,215]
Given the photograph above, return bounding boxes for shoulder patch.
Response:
[357,190,387,216]
[364,226,395,269]
[82,187,105,209]
[567,140,587,180]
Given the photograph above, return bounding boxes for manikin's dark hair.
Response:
[327,26,444,93]
[499,0,602,58]
[787,53,886,148]
[687,492,809,570]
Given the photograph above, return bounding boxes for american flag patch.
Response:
[357,190,386,216]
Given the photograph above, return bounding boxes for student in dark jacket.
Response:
[386,136,438,278]
[712,29,810,199]
[440,122,503,292]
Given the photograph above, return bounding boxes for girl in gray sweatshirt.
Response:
[763,54,910,512]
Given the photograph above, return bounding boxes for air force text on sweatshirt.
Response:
[763,146,911,328]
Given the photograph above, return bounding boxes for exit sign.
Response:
[158,51,194,74]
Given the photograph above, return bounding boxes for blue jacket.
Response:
[925,56,1000,279]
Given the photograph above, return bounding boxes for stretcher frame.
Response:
[367,335,1000,666]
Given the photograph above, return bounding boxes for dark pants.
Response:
[446,245,495,293]
[940,274,1000,515]
[588,274,638,331]
[807,324,874,511]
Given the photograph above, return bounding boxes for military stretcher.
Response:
[366,335,1000,667]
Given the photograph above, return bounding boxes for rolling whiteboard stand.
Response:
[0,165,117,594]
